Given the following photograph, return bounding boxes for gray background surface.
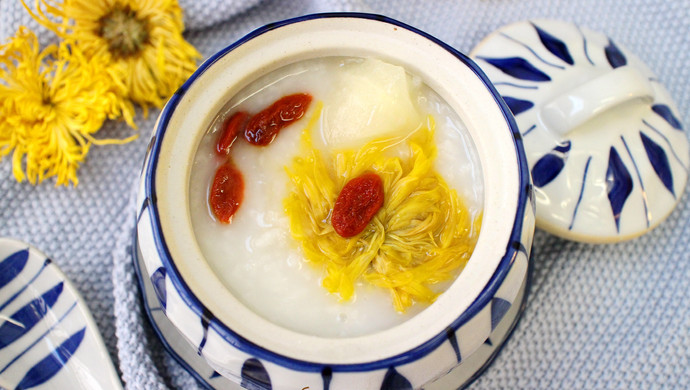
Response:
[1,0,688,388]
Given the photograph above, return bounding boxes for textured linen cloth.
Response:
[1,0,689,389]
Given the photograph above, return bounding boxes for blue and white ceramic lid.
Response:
[470,19,689,243]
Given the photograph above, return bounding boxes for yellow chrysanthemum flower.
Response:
[24,0,201,116]
[0,27,135,186]
[285,105,482,312]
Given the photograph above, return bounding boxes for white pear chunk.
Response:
[321,58,422,150]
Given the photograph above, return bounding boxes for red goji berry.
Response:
[216,111,249,155]
[209,161,244,224]
[244,93,312,146]
[332,173,384,238]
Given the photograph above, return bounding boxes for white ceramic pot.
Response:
[135,13,535,390]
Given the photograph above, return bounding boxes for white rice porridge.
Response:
[189,57,483,337]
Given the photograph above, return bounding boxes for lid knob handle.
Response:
[538,66,654,136]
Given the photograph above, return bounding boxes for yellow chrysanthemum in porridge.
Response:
[23,0,201,117]
[0,27,135,185]
[285,105,482,312]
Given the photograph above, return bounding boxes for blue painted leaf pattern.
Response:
[502,96,534,116]
[0,259,51,313]
[480,57,551,81]
[531,141,572,187]
[620,136,651,229]
[150,267,167,310]
[321,367,333,390]
[606,147,633,231]
[14,327,86,390]
[0,282,64,350]
[137,196,151,224]
[652,104,683,130]
[640,132,674,196]
[605,39,627,68]
[146,134,157,155]
[569,156,594,230]
[381,368,412,390]
[533,23,573,65]
[446,327,462,363]
[0,249,29,289]
[241,358,272,390]
[527,182,536,212]
[197,307,213,355]
[491,297,512,331]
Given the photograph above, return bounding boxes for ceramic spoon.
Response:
[0,238,122,390]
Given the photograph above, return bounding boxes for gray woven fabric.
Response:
[1,0,688,389]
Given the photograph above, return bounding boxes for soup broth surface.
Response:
[189,57,483,337]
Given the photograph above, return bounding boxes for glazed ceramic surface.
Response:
[132,235,242,390]
[470,19,689,243]
[135,13,535,389]
[133,230,532,390]
[0,238,122,390]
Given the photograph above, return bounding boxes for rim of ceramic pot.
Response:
[141,12,530,370]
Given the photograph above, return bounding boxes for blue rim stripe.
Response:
[142,12,530,373]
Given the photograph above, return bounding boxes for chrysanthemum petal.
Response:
[24,0,200,117]
[0,27,132,186]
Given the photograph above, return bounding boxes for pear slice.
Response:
[321,58,422,150]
